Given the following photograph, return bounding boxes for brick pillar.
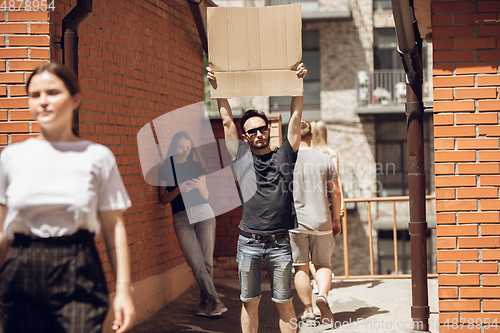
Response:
[0,11,50,147]
[267,112,282,149]
[433,1,500,331]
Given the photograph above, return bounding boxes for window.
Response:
[270,30,320,111]
[374,28,428,71]
[378,230,435,275]
[374,29,402,70]
[375,113,432,197]
[373,0,391,11]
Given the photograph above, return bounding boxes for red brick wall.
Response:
[3,0,205,293]
[211,118,242,259]
[69,0,205,287]
[0,9,50,145]
[433,0,500,330]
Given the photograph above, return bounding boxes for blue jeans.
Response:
[173,210,218,301]
[236,234,293,304]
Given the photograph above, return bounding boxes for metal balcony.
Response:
[356,69,432,109]
[265,0,351,20]
[266,0,318,11]
[337,195,437,278]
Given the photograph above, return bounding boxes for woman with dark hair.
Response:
[159,131,227,317]
[0,62,135,333]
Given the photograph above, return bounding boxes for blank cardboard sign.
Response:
[208,4,303,98]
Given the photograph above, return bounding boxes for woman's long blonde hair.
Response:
[311,120,337,161]
[311,120,344,214]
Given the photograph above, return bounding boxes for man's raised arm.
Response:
[207,67,239,159]
[288,63,308,152]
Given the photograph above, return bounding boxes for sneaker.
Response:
[315,295,334,324]
[209,300,227,317]
[301,311,317,327]
[197,299,209,317]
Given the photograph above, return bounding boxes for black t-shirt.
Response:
[159,158,207,215]
[233,139,298,235]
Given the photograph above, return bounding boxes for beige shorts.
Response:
[290,232,335,267]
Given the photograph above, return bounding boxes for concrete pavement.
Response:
[127,277,438,333]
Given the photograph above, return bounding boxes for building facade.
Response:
[211,0,436,277]
[5,0,500,331]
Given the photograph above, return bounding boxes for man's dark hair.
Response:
[240,109,269,134]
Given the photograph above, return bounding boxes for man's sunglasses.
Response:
[245,125,269,137]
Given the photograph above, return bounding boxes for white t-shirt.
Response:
[0,138,132,240]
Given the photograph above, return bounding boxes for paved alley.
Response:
[128,278,439,333]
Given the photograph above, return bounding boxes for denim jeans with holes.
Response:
[236,234,293,304]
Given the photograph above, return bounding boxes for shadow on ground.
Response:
[128,280,388,333]
[128,281,288,333]
[330,307,390,326]
[330,280,383,290]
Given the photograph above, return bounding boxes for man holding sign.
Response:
[207,63,307,333]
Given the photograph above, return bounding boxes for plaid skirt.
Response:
[0,230,109,333]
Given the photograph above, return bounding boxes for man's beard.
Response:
[249,137,270,150]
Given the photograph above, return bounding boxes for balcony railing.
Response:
[265,0,351,13]
[266,0,319,11]
[266,0,317,5]
[337,195,437,279]
[356,69,432,107]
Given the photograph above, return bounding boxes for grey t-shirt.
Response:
[292,147,338,233]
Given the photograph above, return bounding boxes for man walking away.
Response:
[290,120,341,326]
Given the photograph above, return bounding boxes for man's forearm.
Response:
[328,179,341,222]
[288,96,303,151]
[216,98,239,157]
[217,99,238,134]
[331,186,341,236]
[216,98,233,126]
[331,188,341,222]
[291,95,303,115]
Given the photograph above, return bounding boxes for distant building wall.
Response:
[433,1,500,331]
[305,0,377,274]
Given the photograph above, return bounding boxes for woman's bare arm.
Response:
[100,210,136,333]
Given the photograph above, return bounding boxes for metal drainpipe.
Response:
[390,0,430,332]
[61,0,92,136]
